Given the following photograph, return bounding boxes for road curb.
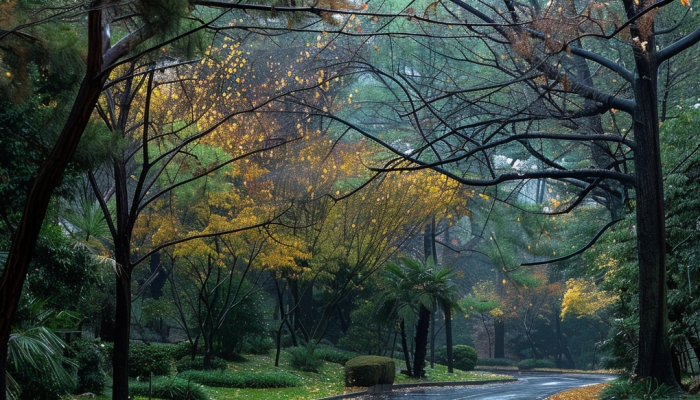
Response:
[314,378,518,399]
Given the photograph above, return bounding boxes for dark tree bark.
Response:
[624,5,676,386]
[0,4,106,355]
[399,319,413,377]
[413,305,431,378]
[444,306,454,373]
[0,342,7,400]
[494,320,505,359]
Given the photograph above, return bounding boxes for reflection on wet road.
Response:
[361,372,616,399]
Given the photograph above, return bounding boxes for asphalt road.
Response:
[360,372,617,399]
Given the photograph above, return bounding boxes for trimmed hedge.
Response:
[476,358,515,367]
[435,345,478,371]
[517,358,557,370]
[129,377,208,400]
[175,356,228,372]
[178,370,302,388]
[128,344,176,377]
[344,356,395,387]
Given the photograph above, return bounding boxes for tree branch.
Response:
[520,218,624,266]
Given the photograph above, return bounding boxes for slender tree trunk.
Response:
[413,305,431,378]
[444,306,454,373]
[430,311,435,369]
[482,314,492,358]
[400,319,412,376]
[686,333,700,363]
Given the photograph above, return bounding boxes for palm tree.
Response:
[381,257,463,377]
[6,326,77,399]
[380,261,419,377]
[4,300,78,399]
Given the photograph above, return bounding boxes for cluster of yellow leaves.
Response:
[560,278,617,319]
[546,383,610,400]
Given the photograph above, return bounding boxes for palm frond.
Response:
[7,327,77,390]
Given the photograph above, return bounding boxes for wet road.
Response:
[361,372,616,399]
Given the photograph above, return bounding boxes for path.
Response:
[359,372,616,399]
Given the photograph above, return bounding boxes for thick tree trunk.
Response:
[0,342,7,400]
[630,30,678,388]
[0,11,107,400]
[413,305,431,378]
[0,6,106,362]
[112,258,132,400]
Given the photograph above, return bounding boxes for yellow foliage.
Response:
[560,278,617,319]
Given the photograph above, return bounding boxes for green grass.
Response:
[92,350,511,399]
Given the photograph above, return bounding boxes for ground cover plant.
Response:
[129,377,209,400]
[87,351,510,399]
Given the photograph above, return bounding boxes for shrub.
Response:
[245,336,273,355]
[599,377,671,400]
[171,341,193,361]
[129,376,208,400]
[517,358,557,370]
[344,356,395,387]
[287,345,323,373]
[178,370,301,388]
[129,343,175,377]
[315,346,359,365]
[175,356,227,372]
[9,366,73,400]
[435,345,478,371]
[476,358,515,367]
[74,340,107,394]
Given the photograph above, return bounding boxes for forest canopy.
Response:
[2,0,700,397]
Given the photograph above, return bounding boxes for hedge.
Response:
[344,356,395,387]
[435,345,478,371]
[175,356,227,372]
[476,358,515,367]
[517,358,557,370]
[129,376,208,400]
[178,370,301,388]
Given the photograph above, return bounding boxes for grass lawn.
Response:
[96,351,510,400]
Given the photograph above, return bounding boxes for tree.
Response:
[382,257,462,377]
[317,0,700,388]
[1,5,360,396]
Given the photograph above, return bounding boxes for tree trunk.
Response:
[444,306,454,373]
[0,5,106,358]
[399,319,413,377]
[112,259,132,400]
[430,310,435,369]
[494,319,505,359]
[0,342,7,400]
[413,305,431,378]
[629,23,678,388]
[99,296,116,342]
